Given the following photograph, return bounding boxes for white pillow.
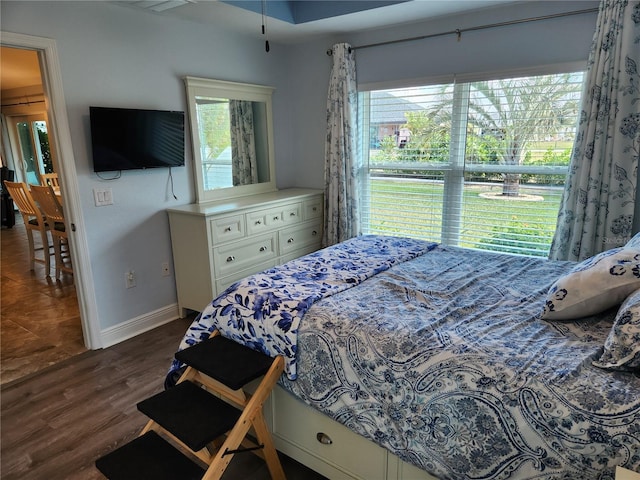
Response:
[593,288,640,370]
[542,247,640,320]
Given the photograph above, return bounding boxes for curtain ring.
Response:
[326,44,353,56]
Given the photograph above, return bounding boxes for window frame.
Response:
[358,63,586,256]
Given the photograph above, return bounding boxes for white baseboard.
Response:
[100,303,181,348]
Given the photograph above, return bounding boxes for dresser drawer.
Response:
[210,214,245,244]
[304,197,323,221]
[279,222,322,256]
[168,189,323,315]
[213,233,277,277]
[273,388,387,480]
[282,203,302,226]
[246,206,286,236]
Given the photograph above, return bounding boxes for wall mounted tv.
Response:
[90,106,185,173]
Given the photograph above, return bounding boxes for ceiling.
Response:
[119,0,520,43]
[0,47,42,92]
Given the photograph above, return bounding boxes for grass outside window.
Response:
[366,178,563,257]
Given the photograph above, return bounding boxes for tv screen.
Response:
[90,106,185,172]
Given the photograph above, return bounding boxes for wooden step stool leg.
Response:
[201,355,286,480]
[253,410,285,480]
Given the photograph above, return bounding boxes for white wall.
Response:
[1,1,292,336]
[1,0,601,343]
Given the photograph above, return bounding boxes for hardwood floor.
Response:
[1,316,327,480]
[1,218,85,385]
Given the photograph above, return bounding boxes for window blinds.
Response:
[360,71,585,257]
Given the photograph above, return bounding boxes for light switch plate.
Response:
[93,187,113,206]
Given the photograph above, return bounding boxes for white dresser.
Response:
[167,188,324,315]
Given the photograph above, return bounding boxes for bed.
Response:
[167,235,640,480]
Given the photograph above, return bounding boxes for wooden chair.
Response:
[29,184,72,278]
[3,181,52,275]
[40,172,60,193]
[40,173,60,190]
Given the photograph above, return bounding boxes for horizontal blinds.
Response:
[360,71,585,257]
[362,84,453,243]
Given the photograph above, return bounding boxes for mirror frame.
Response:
[184,76,277,204]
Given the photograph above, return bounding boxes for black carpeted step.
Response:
[137,380,241,452]
[175,335,274,390]
[95,430,205,480]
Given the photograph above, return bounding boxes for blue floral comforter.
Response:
[169,235,436,380]
[168,237,640,479]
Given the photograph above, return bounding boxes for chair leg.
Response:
[42,230,52,276]
[26,229,36,271]
[52,235,63,279]
[25,228,51,275]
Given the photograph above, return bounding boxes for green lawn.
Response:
[366,178,563,256]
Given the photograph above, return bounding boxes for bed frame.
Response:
[265,385,437,480]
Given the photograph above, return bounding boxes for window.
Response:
[359,71,585,257]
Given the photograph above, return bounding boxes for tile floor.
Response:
[1,216,84,385]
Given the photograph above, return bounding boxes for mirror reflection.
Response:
[185,77,277,204]
[195,96,270,189]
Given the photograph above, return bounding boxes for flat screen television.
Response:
[90,106,185,172]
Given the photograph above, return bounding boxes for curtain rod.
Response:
[326,7,598,55]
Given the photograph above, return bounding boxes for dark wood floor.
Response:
[1,218,326,480]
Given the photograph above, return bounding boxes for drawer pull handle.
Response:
[312,207,317,212]
[290,212,296,217]
[273,216,279,221]
[287,238,294,243]
[259,246,267,252]
[226,256,235,262]
[224,226,232,232]
[316,432,333,445]
[255,220,262,225]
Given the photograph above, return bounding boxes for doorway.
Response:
[0,36,99,384]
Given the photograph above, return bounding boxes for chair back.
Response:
[40,172,60,188]
[4,181,45,224]
[30,184,65,225]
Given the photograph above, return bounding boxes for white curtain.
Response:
[323,43,360,247]
[0,115,16,170]
[550,0,640,261]
[229,100,258,186]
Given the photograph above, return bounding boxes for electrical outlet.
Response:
[161,261,170,277]
[125,270,136,289]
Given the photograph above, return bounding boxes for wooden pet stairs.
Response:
[95,331,286,480]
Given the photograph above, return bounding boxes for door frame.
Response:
[2,32,101,349]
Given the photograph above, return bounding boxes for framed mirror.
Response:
[184,77,277,203]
